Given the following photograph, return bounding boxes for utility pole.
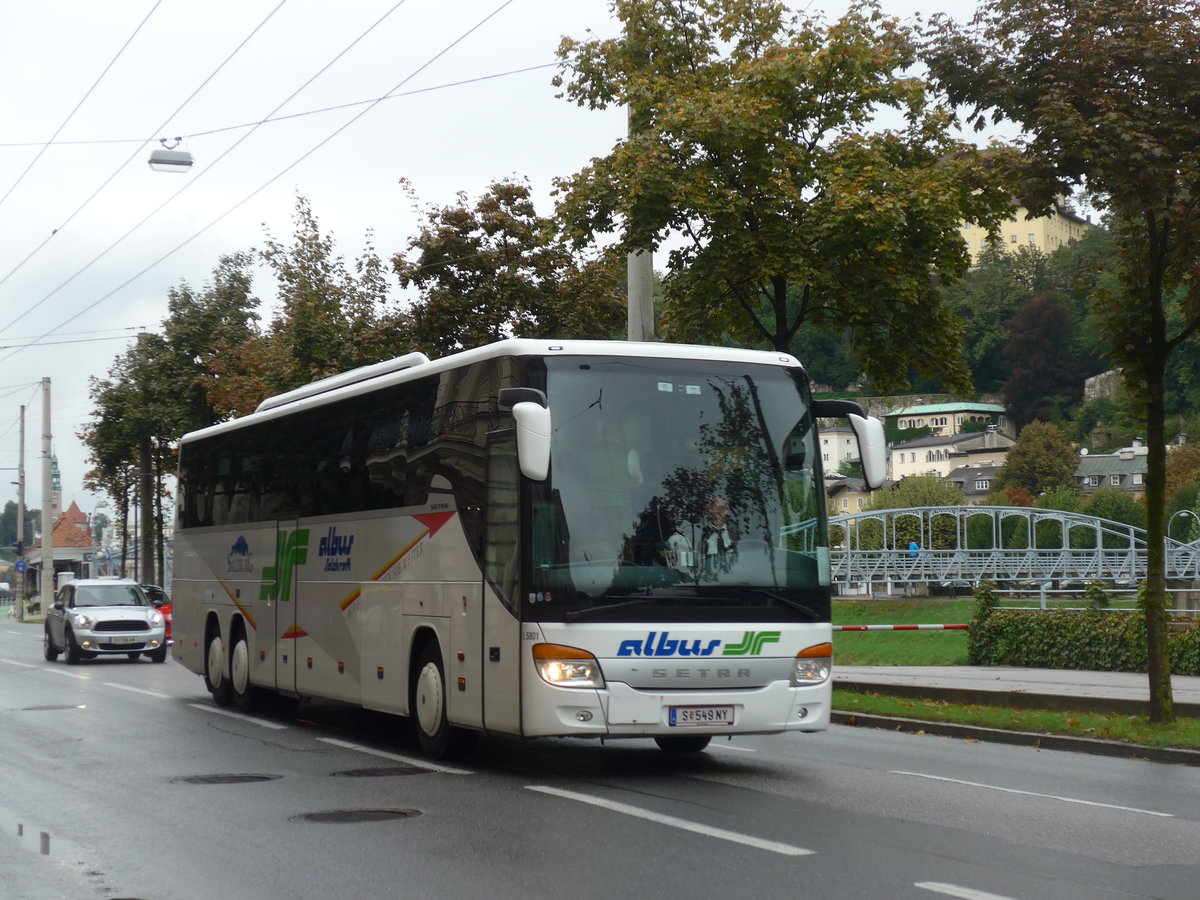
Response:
[39,378,53,614]
[16,404,25,622]
[625,107,656,341]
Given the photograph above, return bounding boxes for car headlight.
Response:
[791,642,831,685]
[149,612,164,627]
[72,612,93,628]
[532,643,605,689]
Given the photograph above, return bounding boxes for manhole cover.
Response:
[331,766,424,778]
[292,809,421,824]
[173,774,283,785]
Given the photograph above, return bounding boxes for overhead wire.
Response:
[0,0,165,213]
[0,63,558,149]
[0,0,519,368]
[0,0,408,338]
[0,0,291,311]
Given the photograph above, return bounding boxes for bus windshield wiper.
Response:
[753,590,821,620]
[565,597,658,621]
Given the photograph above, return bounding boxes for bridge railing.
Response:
[827,505,1200,585]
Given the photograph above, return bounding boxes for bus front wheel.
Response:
[413,642,450,758]
[411,642,476,759]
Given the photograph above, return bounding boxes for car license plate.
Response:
[669,705,734,726]
[109,636,139,645]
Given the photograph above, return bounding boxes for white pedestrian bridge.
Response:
[826,506,1200,586]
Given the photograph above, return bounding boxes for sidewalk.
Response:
[833,665,1200,765]
[835,665,1200,717]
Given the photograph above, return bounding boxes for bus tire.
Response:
[205,628,233,706]
[412,641,451,758]
[654,735,711,753]
[411,641,477,759]
[230,627,257,713]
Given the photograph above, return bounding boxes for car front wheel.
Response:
[64,629,82,665]
[43,628,59,662]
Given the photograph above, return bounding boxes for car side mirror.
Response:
[53,601,64,611]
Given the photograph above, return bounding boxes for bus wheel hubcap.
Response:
[416,662,443,736]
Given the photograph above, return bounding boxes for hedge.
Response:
[967,607,1200,675]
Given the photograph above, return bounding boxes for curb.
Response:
[834,679,1200,719]
[830,711,1200,766]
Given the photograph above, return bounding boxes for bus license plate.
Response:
[669,705,733,726]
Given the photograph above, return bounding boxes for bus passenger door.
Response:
[270,520,304,696]
[482,433,522,734]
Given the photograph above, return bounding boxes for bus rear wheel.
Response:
[230,629,258,713]
[205,630,233,706]
[654,735,711,753]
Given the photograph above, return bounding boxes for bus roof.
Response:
[179,338,805,444]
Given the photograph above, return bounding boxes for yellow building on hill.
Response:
[960,199,1092,264]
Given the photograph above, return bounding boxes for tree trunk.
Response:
[1143,366,1173,723]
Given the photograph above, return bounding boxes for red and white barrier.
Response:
[833,624,969,631]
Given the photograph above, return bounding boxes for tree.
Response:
[924,0,1200,720]
[1166,443,1200,501]
[554,0,1015,392]
[207,194,411,416]
[1001,293,1084,428]
[994,421,1077,497]
[393,178,625,355]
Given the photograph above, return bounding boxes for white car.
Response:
[44,578,168,664]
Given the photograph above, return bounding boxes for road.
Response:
[2,620,1198,900]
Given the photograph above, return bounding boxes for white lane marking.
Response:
[105,682,170,698]
[710,743,756,753]
[316,737,474,776]
[892,771,1174,818]
[526,785,814,856]
[42,668,91,681]
[189,702,288,729]
[916,882,1019,900]
[1,658,35,667]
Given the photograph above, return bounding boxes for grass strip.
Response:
[832,689,1200,750]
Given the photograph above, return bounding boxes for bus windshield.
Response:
[528,356,827,623]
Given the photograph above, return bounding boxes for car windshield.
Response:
[71,585,147,607]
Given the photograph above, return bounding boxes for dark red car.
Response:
[140,584,172,645]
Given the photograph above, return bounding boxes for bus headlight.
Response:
[532,643,605,689]
[791,642,831,685]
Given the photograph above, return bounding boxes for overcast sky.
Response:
[0,0,976,517]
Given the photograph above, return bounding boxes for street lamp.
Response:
[148,137,193,173]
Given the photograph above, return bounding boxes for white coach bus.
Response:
[172,339,884,757]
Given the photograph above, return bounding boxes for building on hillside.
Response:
[26,500,99,594]
[1075,442,1148,499]
[959,198,1092,265]
[818,424,859,472]
[887,401,1008,436]
[890,427,1016,481]
[943,463,1003,505]
[825,475,889,515]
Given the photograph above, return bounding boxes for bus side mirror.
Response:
[848,413,886,490]
[812,398,887,491]
[499,388,551,482]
